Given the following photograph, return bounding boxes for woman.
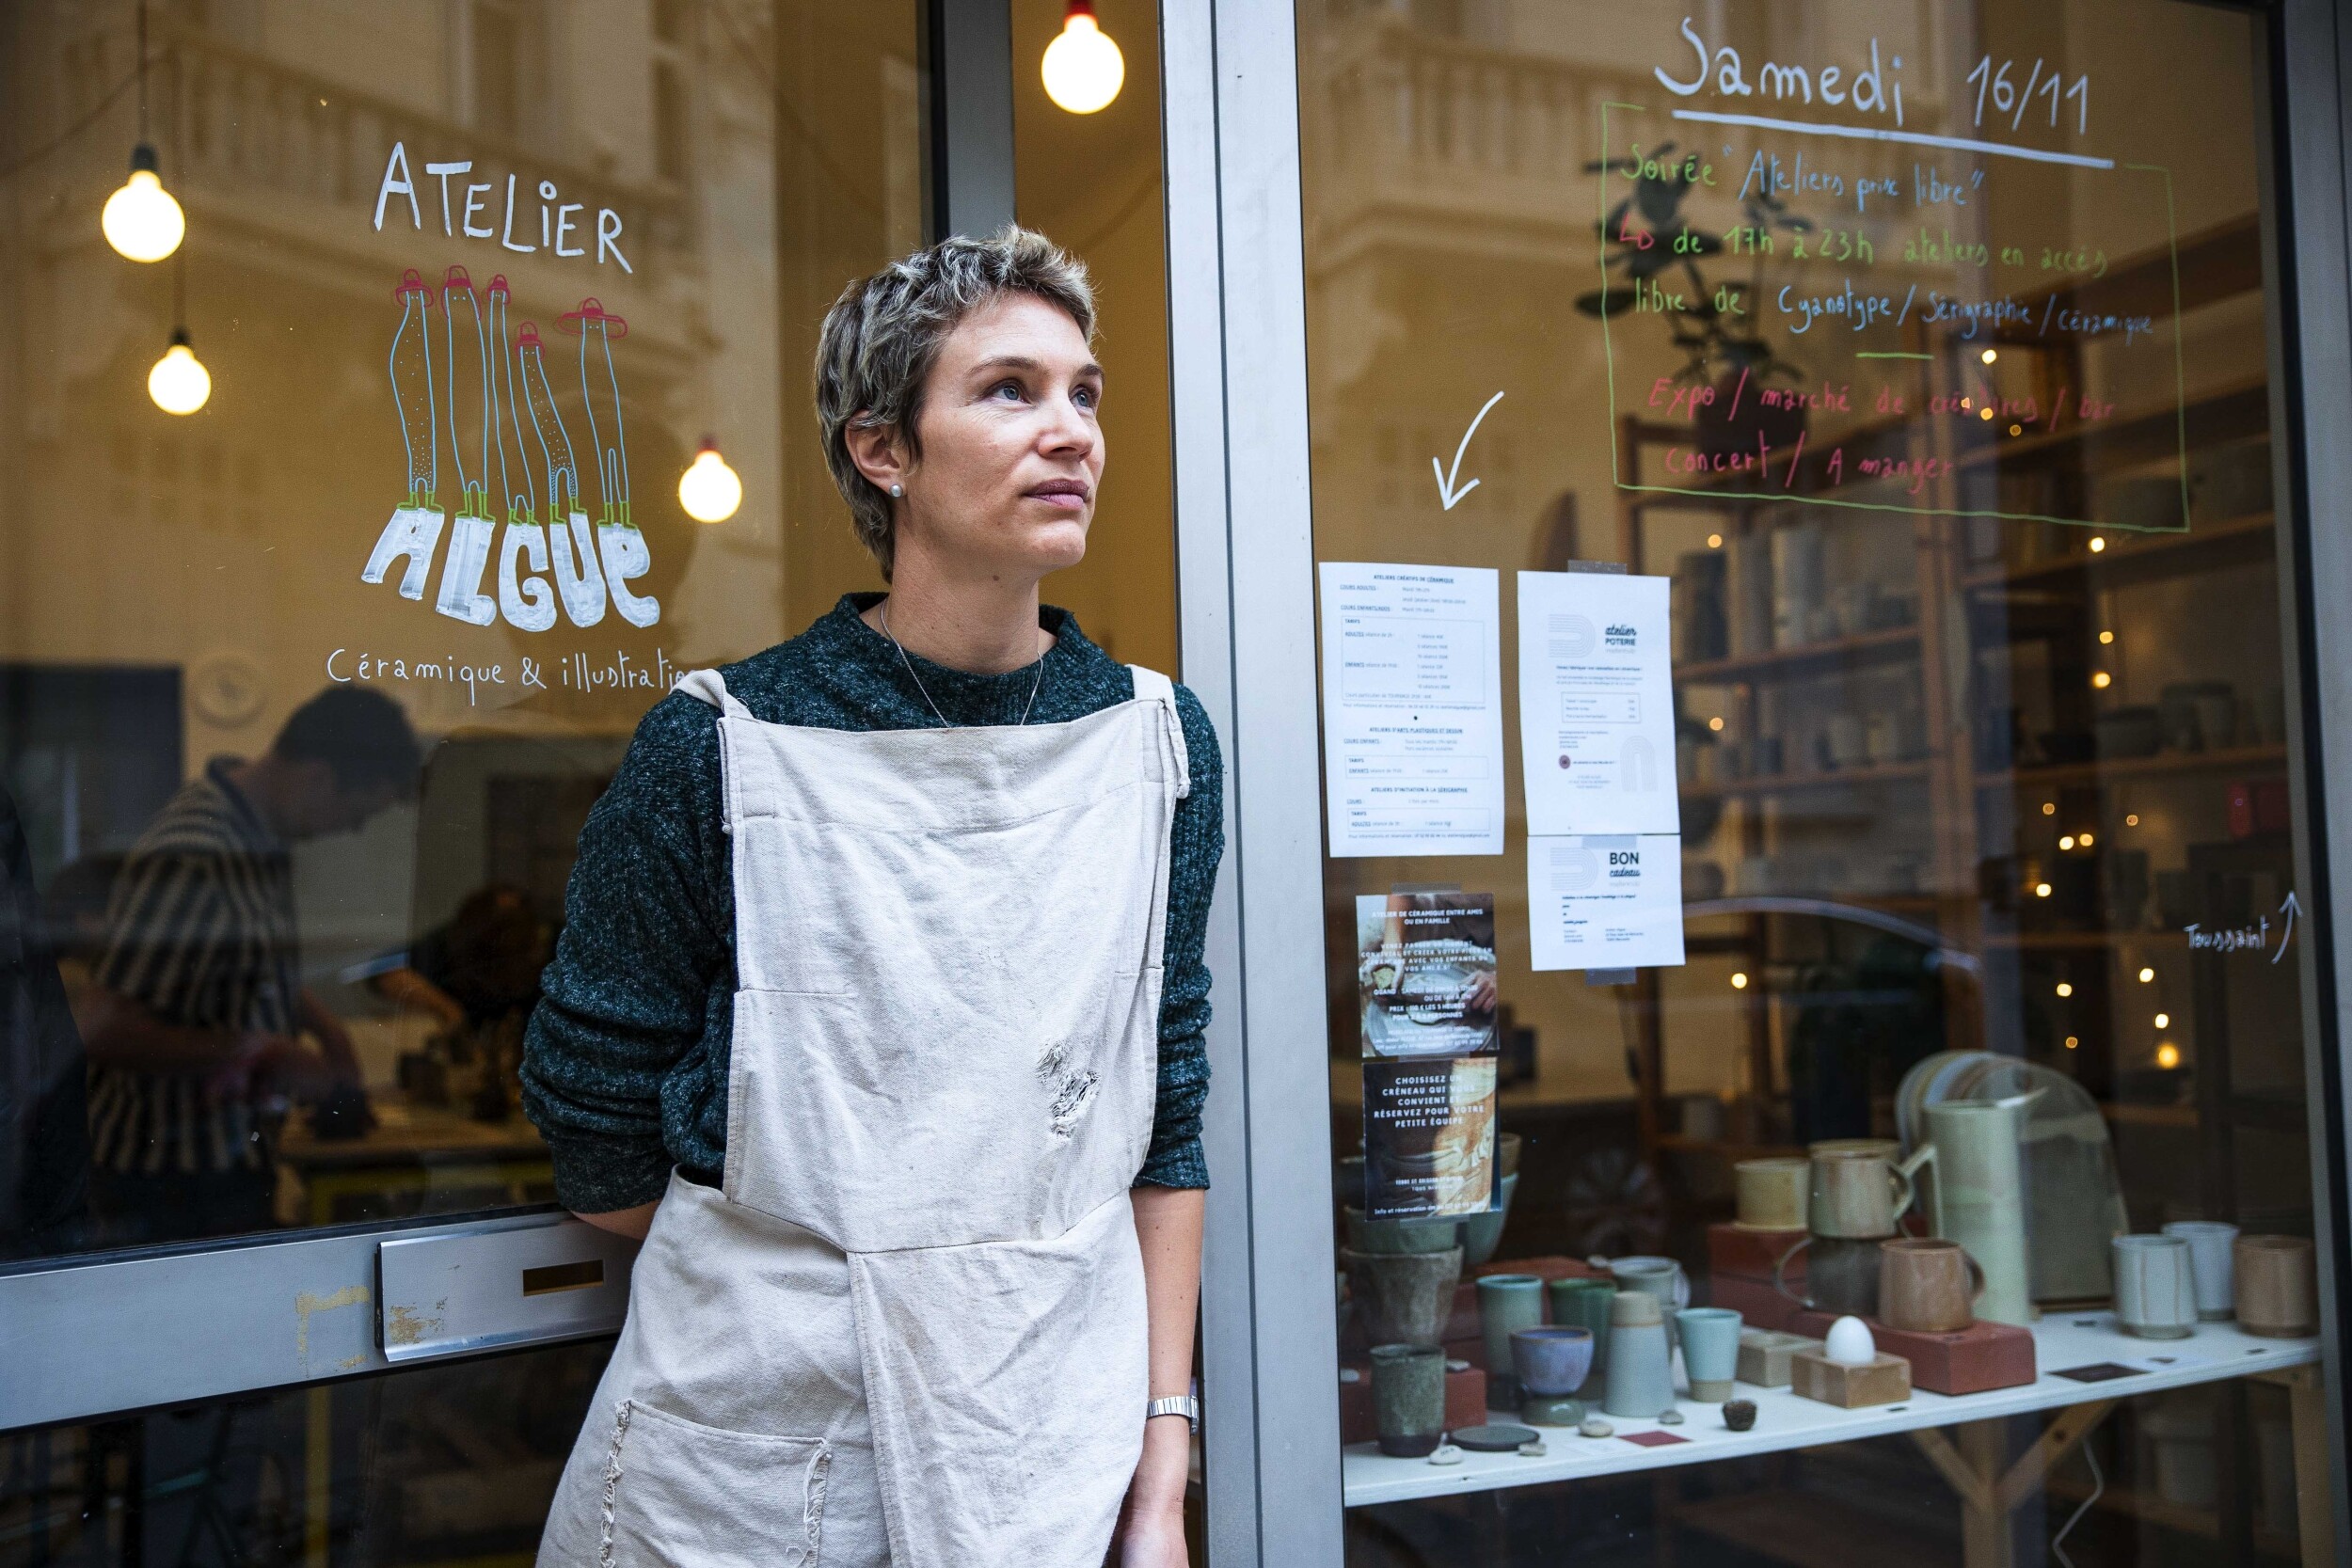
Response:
[524,228,1217,1567]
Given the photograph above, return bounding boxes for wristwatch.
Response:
[1146,1394,1200,1433]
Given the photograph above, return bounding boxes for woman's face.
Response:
[865,292,1104,582]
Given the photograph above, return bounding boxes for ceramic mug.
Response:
[2161,1221,2240,1322]
[2113,1235,2199,1339]
[1475,1274,1545,1406]
[1773,1233,1882,1317]
[1368,1342,1446,1457]
[2236,1235,2319,1338]
[1675,1307,1743,1402]
[1601,1291,1675,1419]
[1878,1238,1984,1333]
[1511,1326,1594,1427]
[1734,1158,1810,1231]
[1809,1145,1932,1239]
[1547,1277,1613,1394]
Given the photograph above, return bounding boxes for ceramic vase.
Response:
[2236,1235,2319,1338]
[2162,1221,2239,1321]
[2113,1235,2199,1339]
[1345,1246,1462,1348]
[1368,1342,1446,1457]
[1601,1291,1675,1419]
[1476,1273,1545,1406]
[1674,1307,1742,1402]
[1923,1099,2035,1324]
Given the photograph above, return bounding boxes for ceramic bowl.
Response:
[1510,1326,1594,1399]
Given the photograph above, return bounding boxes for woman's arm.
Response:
[576,1200,659,1241]
[1120,1184,1204,1563]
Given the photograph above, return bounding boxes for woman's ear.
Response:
[844,419,909,497]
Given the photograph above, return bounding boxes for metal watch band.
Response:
[1146,1394,1200,1432]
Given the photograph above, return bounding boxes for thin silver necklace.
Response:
[879,598,1047,728]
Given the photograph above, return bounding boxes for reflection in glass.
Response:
[1299,0,2321,1560]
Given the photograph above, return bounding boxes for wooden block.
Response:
[1338,1363,1489,1445]
[1780,1310,2036,1395]
[1737,1329,1820,1388]
[1708,1223,1809,1281]
[1791,1350,1911,1408]
[1708,1273,1800,1331]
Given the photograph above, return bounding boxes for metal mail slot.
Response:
[377,1217,639,1362]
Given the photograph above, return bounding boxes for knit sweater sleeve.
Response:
[1134,683,1223,1190]
[520,691,729,1213]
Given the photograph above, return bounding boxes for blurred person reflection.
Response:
[0,782,89,1258]
[81,688,422,1245]
[372,884,550,1121]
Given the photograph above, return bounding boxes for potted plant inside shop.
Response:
[1576,144,1815,460]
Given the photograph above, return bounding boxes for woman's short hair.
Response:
[815,226,1095,578]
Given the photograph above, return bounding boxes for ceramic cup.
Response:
[1773,1233,1882,1317]
[1808,1146,1931,1240]
[1547,1277,1613,1395]
[1458,1173,1521,1269]
[1345,1246,1463,1348]
[1601,1291,1676,1419]
[1369,1342,1446,1457]
[2113,1235,2200,1339]
[1734,1158,1810,1231]
[2162,1221,2241,1322]
[1879,1238,1985,1334]
[1511,1327,1594,1426]
[1475,1274,1546,1407]
[1608,1255,1691,1353]
[2235,1235,2319,1338]
[1675,1307,1743,1402]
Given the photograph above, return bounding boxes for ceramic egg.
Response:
[1823,1315,1876,1366]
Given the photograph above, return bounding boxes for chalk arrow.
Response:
[2275,890,2300,964]
[1433,391,1505,511]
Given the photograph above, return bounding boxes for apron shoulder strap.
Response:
[1127,665,1190,799]
[675,668,753,718]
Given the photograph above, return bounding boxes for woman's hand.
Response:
[1115,1415,1190,1566]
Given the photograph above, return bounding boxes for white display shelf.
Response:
[1341,1312,2318,1508]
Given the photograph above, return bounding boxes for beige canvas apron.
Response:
[538,662,1189,1567]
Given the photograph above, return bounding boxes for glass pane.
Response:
[1295,0,2329,1560]
[0,0,921,1259]
[0,1338,610,1563]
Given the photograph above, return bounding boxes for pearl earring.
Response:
[889,483,904,498]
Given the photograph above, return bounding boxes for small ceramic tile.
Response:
[2053,1362,2141,1383]
[1619,1430,1688,1448]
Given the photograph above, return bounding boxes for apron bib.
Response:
[539,663,1189,1568]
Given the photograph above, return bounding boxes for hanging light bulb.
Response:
[678,437,741,523]
[103,144,185,262]
[1042,0,1124,115]
[148,328,210,415]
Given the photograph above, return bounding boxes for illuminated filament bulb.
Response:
[103,145,185,262]
[678,437,742,523]
[148,329,211,415]
[1042,0,1125,114]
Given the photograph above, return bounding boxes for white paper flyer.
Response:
[1517,571,1679,837]
[1526,834,1686,971]
[1319,562,1505,856]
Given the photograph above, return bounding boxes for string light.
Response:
[677,437,742,523]
[2153,1012,2170,1029]
[2042,801,2057,816]
[1980,349,1998,365]
[2091,672,2112,689]
[2055,982,2074,997]
[1708,716,1724,732]
[2137,967,2155,983]
[1042,0,1124,114]
[2155,1043,2182,1069]
[1730,972,1749,990]
[2064,1036,2079,1050]
[2078,832,2092,847]
[2089,536,2107,553]
[2059,835,2075,850]
[2034,881,2053,898]
[2099,630,2115,644]
[2125,814,2140,827]
[1707,533,1723,548]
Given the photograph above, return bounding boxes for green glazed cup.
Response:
[1547,1276,1614,1396]
[1474,1274,1545,1408]
[1368,1342,1446,1457]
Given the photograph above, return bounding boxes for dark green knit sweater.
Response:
[519,594,1221,1212]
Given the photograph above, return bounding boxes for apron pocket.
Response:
[600,1399,830,1568]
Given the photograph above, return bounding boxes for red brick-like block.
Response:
[1708,1223,1808,1282]
[1780,1310,2037,1395]
[1708,1272,1801,1331]
[1339,1363,1490,1446]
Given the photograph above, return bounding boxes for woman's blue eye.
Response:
[992,380,1025,401]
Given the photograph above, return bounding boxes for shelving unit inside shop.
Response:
[1614,215,2296,1238]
